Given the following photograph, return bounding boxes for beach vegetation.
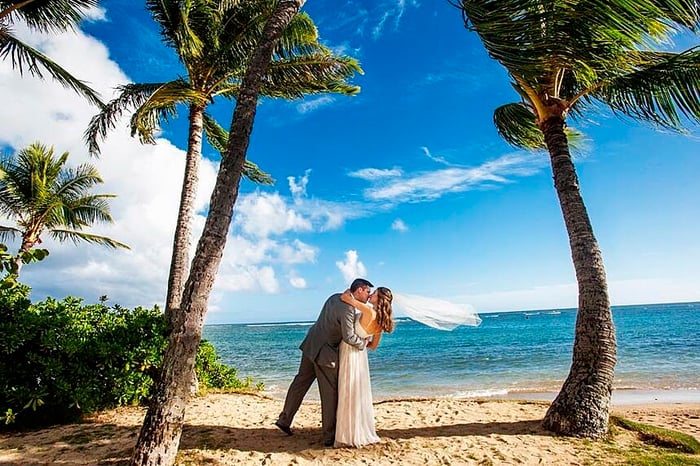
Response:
[455,0,700,438]
[0,0,102,106]
[612,416,700,454]
[195,341,264,394]
[0,285,261,430]
[0,242,48,290]
[0,142,129,274]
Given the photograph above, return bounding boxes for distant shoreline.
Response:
[205,300,700,326]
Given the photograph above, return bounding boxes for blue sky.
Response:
[1,0,699,324]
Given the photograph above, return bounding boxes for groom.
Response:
[275,278,372,446]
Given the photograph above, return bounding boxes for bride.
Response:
[334,286,395,448]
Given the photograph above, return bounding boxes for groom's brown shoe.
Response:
[275,421,293,436]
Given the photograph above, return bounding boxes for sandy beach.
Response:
[0,392,698,465]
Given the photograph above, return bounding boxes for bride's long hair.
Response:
[375,287,395,333]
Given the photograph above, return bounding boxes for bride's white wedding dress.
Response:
[334,313,380,448]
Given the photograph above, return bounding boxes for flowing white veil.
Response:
[392,293,482,331]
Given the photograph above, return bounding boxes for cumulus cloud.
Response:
[289,274,307,289]
[336,250,367,283]
[0,18,350,311]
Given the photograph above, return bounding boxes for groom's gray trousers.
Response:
[278,354,338,444]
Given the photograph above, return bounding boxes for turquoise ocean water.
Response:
[202,302,700,402]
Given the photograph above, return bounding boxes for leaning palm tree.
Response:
[456,0,700,437]
[0,142,129,273]
[130,1,307,464]
[0,0,102,105]
[85,0,361,327]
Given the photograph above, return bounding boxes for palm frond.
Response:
[202,113,274,185]
[84,82,168,156]
[494,103,544,149]
[49,229,130,250]
[456,0,699,81]
[129,79,209,144]
[591,47,700,130]
[0,225,21,243]
[260,53,362,98]
[0,33,102,106]
[274,12,319,59]
[0,0,98,34]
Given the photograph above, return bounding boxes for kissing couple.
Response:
[275,278,395,448]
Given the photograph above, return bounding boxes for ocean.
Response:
[202,301,700,403]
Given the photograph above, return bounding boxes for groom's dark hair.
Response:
[350,278,373,291]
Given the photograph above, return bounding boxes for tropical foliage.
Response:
[85,0,362,321]
[0,142,128,273]
[0,285,261,429]
[0,242,47,289]
[456,0,700,438]
[0,0,102,105]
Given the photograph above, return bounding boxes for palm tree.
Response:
[0,142,129,273]
[0,0,102,105]
[85,0,361,327]
[456,0,700,437]
[130,1,307,463]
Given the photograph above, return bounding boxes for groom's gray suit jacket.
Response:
[300,293,366,368]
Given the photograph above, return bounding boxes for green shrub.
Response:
[196,340,264,393]
[0,286,166,428]
[0,287,261,429]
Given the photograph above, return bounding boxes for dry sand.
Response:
[0,393,698,465]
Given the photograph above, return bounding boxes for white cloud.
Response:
[83,5,108,21]
[289,274,307,289]
[391,218,409,232]
[348,167,403,180]
[371,0,420,39]
[358,152,546,204]
[236,192,313,238]
[421,146,450,165]
[288,169,311,200]
[336,250,367,283]
[297,96,335,114]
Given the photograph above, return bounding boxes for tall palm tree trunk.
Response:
[129,2,305,465]
[165,104,205,327]
[539,116,617,438]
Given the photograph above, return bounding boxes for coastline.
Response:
[1,392,698,465]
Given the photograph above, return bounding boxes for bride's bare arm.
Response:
[340,290,372,314]
[367,332,382,350]
[340,290,376,331]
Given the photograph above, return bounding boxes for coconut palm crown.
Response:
[0,142,128,272]
[85,0,362,156]
[456,0,700,438]
[0,0,103,105]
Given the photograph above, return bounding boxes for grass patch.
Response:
[611,416,700,454]
[619,451,700,466]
